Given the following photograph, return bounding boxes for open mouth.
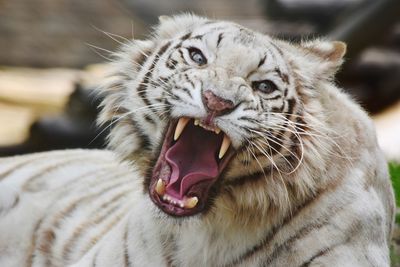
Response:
[149,117,234,217]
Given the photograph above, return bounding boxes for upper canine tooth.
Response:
[194,119,200,126]
[174,117,190,140]
[155,179,166,196]
[215,127,221,134]
[219,134,231,159]
[185,196,198,209]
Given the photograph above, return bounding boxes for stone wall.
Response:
[0,0,146,67]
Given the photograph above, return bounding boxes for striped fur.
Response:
[0,14,395,266]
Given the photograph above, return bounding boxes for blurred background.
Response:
[0,0,400,262]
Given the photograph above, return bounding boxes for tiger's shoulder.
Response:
[0,149,136,212]
[0,149,143,266]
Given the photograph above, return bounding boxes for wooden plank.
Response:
[0,102,35,146]
[0,67,80,110]
[373,100,400,163]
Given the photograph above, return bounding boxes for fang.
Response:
[156,179,166,196]
[219,134,231,159]
[174,117,190,140]
[185,196,199,209]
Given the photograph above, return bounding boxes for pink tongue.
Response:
[165,122,221,199]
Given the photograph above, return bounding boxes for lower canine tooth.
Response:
[155,179,166,196]
[174,117,190,141]
[185,196,198,209]
[218,134,231,159]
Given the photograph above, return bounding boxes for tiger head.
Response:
[99,14,346,219]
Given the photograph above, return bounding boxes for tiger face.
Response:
[100,14,346,217]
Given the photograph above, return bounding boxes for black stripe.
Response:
[178,49,188,64]
[180,32,191,40]
[182,72,195,89]
[243,107,257,112]
[269,41,284,56]
[217,33,224,48]
[286,98,296,115]
[258,55,267,68]
[284,88,288,97]
[263,220,332,266]
[271,106,283,113]
[265,94,281,101]
[278,208,356,267]
[158,76,170,85]
[123,224,132,267]
[129,117,151,150]
[166,58,178,70]
[191,34,204,40]
[144,114,156,125]
[135,51,149,69]
[137,41,171,113]
[299,248,330,267]
[226,178,346,266]
[237,116,259,124]
[295,116,307,133]
[181,87,192,97]
[274,68,289,84]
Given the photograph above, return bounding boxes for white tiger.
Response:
[0,14,395,267]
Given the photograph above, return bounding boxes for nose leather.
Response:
[203,90,234,113]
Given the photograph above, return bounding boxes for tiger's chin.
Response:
[149,117,235,217]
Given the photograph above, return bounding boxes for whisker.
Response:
[90,103,169,145]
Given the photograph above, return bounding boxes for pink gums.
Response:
[165,122,222,199]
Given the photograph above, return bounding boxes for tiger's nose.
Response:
[203,90,234,114]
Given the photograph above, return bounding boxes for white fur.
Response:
[0,14,394,266]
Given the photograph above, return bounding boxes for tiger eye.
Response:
[188,47,207,65]
[252,80,278,94]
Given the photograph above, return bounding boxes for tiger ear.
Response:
[156,13,208,39]
[300,40,347,79]
[158,15,172,24]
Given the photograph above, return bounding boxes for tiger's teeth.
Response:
[215,127,221,134]
[219,134,231,159]
[174,117,190,141]
[185,196,198,209]
[194,119,200,126]
[155,179,166,196]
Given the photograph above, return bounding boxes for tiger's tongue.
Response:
[165,123,221,199]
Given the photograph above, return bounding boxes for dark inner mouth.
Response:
[166,122,222,198]
[149,118,233,217]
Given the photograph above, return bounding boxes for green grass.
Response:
[389,162,400,266]
[390,162,400,224]
[390,162,400,205]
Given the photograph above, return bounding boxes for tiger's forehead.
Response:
[190,21,270,48]
[180,21,289,78]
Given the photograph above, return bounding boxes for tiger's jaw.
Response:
[149,118,235,217]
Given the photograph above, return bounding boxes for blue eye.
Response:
[252,80,278,94]
[188,47,207,65]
